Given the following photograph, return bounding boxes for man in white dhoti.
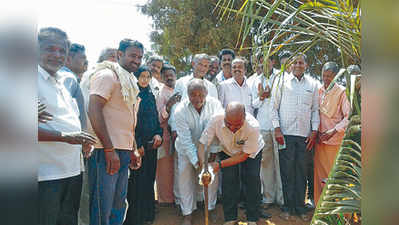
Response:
[174,79,223,225]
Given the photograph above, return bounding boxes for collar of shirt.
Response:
[162,84,174,92]
[320,83,340,103]
[59,66,72,73]
[321,82,338,93]
[59,66,81,81]
[191,73,206,80]
[216,71,225,81]
[38,65,61,84]
[288,72,308,83]
[229,76,248,87]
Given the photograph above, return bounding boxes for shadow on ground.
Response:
[151,203,313,225]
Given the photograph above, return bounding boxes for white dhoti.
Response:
[176,152,219,216]
[173,151,181,205]
[260,130,284,206]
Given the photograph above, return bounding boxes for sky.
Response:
[38,0,153,68]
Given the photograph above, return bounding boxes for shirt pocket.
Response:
[301,90,313,106]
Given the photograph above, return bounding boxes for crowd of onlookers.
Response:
[38,26,360,225]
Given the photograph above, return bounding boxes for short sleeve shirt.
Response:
[89,69,135,150]
[199,112,264,158]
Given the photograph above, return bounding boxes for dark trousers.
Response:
[306,149,314,201]
[79,160,90,225]
[279,135,308,215]
[124,147,158,225]
[39,173,83,225]
[219,151,262,222]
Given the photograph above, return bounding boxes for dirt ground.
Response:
[150,202,314,225]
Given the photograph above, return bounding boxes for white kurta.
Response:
[174,97,222,215]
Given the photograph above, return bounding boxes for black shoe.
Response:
[305,199,315,211]
[259,210,272,219]
[197,201,205,209]
[261,202,273,210]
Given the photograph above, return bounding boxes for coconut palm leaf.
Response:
[216,0,361,66]
[312,140,361,224]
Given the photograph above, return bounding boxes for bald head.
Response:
[225,102,245,133]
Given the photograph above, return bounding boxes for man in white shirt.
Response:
[271,53,320,221]
[218,57,254,115]
[198,102,264,225]
[169,53,218,132]
[38,27,96,225]
[251,56,284,209]
[147,55,164,98]
[58,43,88,134]
[174,79,223,225]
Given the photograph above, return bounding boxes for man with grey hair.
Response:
[173,53,218,100]
[147,55,164,98]
[174,78,223,225]
[97,47,117,63]
[169,53,218,132]
[147,55,164,82]
[38,27,96,225]
[169,53,219,213]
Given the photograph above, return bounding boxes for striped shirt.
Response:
[271,73,320,137]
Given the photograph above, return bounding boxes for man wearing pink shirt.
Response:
[314,62,351,205]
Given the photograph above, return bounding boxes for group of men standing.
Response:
[38,26,352,225]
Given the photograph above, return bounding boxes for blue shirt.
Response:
[58,66,86,129]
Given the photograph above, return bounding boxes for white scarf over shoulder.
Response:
[81,61,140,113]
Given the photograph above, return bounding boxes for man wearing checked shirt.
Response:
[270,53,320,222]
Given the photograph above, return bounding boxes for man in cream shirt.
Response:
[198,102,264,225]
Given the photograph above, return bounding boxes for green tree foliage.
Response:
[216,0,360,79]
[140,0,252,73]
